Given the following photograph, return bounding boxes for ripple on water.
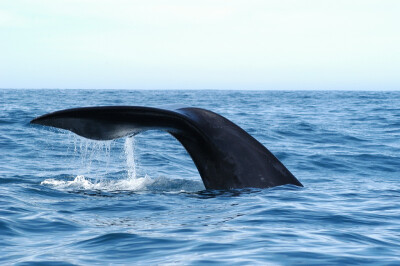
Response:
[1,90,400,264]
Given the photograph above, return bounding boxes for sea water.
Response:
[1,89,400,265]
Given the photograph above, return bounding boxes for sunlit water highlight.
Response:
[1,89,400,265]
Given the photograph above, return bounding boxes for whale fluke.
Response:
[31,106,303,190]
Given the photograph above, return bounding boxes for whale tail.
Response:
[31,106,303,189]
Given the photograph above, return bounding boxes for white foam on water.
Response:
[41,174,204,192]
[41,174,154,191]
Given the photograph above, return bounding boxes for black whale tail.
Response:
[31,106,303,190]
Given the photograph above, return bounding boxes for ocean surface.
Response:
[1,89,400,265]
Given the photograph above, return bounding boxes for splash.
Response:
[41,135,204,192]
[42,136,155,191]
[41,174,204,192]
[41,174,154,191]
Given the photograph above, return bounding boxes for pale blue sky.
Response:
[1,0,399,90]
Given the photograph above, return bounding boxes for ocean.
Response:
[1,89,400,265]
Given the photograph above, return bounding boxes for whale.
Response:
[31,106,303,190]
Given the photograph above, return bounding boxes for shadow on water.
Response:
[180,184,304,199]
[40,176,303,200]
[58,184,263,199]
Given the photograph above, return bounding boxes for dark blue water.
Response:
[1,89,400,265]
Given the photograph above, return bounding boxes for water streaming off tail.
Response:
[71,135,113,179]
[124,137,136,180]
[41,135,203,192]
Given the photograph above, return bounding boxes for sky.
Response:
[0,0,399,90]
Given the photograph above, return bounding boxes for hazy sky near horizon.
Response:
[1,0,399,90]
